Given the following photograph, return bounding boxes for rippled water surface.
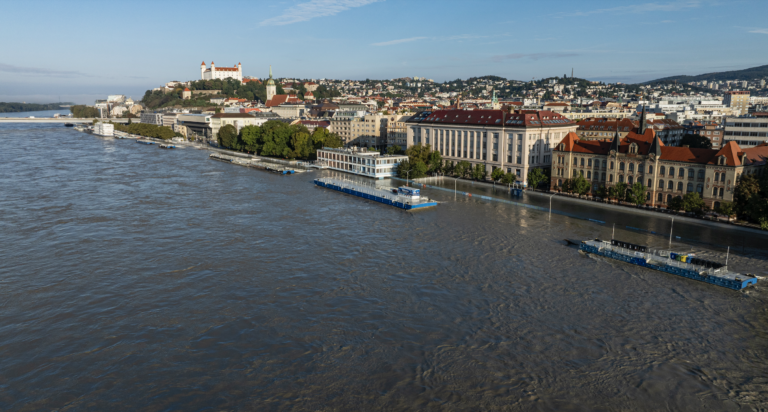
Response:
[1,124,767,411]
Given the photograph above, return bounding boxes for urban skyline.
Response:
[1,0,768,103]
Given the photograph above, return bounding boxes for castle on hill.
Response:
[200,61,242,82]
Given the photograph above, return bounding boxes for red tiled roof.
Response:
[184,88,190,91]
[713,141,742,166]
[576,118,637,132]
[266,94,301,108]
[743,143,768,165]
[414,109,572,127]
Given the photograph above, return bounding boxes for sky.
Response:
[1,0,767,104]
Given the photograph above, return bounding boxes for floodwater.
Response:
[1,123,767,411]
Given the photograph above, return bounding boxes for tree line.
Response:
[112,122,177,140]
[0,102,71,113]
[395,143,547,187]
[70,105,100,118]
[217,120,343,160]
[733,172,768,229]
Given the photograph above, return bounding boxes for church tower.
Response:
[266,65,277,102]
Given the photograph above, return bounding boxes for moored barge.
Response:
[580,239,758,290]
[314,178,437,210]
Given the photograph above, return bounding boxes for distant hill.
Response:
[0,102,72,113]
[644,65,768,84]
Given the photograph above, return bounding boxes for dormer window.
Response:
[718,156,726,165]
[629,143,638,154]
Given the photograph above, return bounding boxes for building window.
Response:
[648,165,653,174]
[697,170,704,179]
[619,162,625,171]
[609,175,614,182]
[659,179,664,189]
[619,175,624,183]
[667,194,672,203]
[713,187,718,197]
[629,163,634,173]
[679,168,684,178]
[587,171,591,179]
[677,182,683,191]
[610,161,614,170]
[669,167,675,177]
[688,169,694,179]
[647,178,652,187]
[657,193,663,202]
[628,176,634,184]
[588,159,592,167]
[721,173,726,182]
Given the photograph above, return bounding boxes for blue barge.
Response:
[314,178,437,210]
[580,239,758,291]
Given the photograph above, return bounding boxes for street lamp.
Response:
[549,193,556,218]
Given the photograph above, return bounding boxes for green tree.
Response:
[668,196,684,211]
[627,182,647,206]
[501,172,516,185]
[596,185,608,199]
[491,167,505,182]
[396,159,427,179]
[387,145,403,155]
[610,182,628,202]
[571,173,590,197]
[454,161,468,178]
[681,192,706,214]
[406,143,431,164]
[561,178,573,193]
[473,164,486,180]
[715,202,735,217]
[218,124,239,149]
[680,133,713,149]
[527,168,547,190]
[733,174,761,218]
[240,125,262,153]
[427,150,442,173]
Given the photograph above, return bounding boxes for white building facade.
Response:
[201,61,243,82]
[406,109,577,185]
[316,147,407,179]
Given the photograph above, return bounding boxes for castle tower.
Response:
[210,61,216,79]
[201,61,206,79]
[266,65,277,102]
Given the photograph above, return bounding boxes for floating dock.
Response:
[314,178,437,210]
[580,239,758,290]
[137,140,156,145]
[209,153,301,174]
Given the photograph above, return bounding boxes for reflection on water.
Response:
[0,123,767,411]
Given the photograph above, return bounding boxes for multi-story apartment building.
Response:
[574,110,684,146]
[330,111,366,145]
[330,112,394,149]
[405,109,577,185]
[385,114,414,148]
[550,124,768,209]
[724,91,750,115]
[140,112,163,126]
[724,114,768,147]
[683,121,725,149]
[316,147,407,179]
[646,118,685,146]
[575,118,636,141]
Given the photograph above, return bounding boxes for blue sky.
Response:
[1,0,767,103]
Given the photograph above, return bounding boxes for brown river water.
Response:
[1,123,767,411]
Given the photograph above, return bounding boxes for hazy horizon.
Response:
[2,0,767,104]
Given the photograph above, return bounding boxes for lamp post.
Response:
[549,193,556,218]
[668,217,674,248]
